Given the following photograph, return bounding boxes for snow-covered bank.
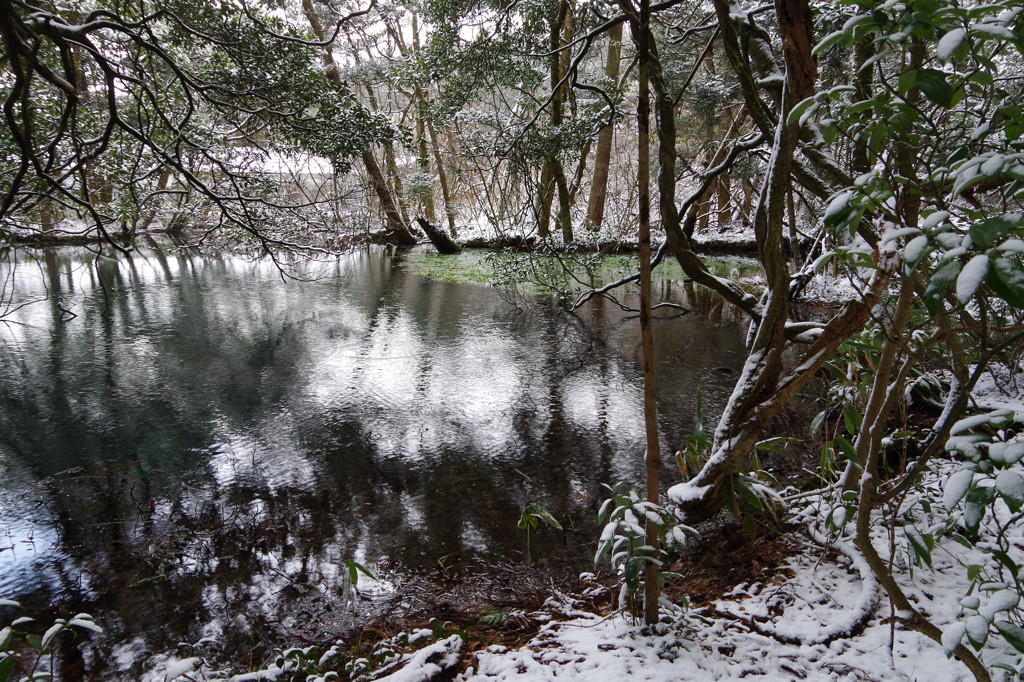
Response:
[456,481,1023,681]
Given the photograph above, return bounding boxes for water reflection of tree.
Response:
[0,247,749,678]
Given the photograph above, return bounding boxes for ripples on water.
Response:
[0,246,748,679]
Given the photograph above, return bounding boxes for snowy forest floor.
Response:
[331,452,1024,682]
[443,505,1016,682]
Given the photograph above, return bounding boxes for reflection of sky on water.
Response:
[0,246,748,680]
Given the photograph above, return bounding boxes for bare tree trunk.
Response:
[425,101,458,237]
[547,0,573,242]
[637,15,661,629]
[383,145,411,227]
[363,152,418,245]
[586,22,623,229]
[666,0,824,518]
[619,0,661,627]
[301,0,416,246]
[416,89,437,222]
[40,199,53,232]
[716,178,731,227]
[537,163,554,239]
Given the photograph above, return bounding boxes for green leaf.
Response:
[835,435,861,467]
[970,214,1022,249]
[813,30,848,55]
[968,70,994,86]
[994,620,1024,653]
[952,533,973,549]
[905,525,933,568]
[917,68,956,108]
[991,548,1020,577]
[898,69,918,94]
[25,634,42,651]
[986,255,1024,307]
[787,96,818,126]
[842,404,863,433]
[925,260,962,314]
[0,655,16,682]
[519,503,562,530]
[343,559,376,585]
[735,478,765,512]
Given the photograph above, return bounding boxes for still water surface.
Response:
[0,246,748,678]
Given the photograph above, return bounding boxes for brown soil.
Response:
[333,517,803,680]
[664,518,802,606]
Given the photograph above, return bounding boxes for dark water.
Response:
[0,245,747,678]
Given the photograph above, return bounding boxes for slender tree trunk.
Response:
[716,178,731,226]
[546,0,573,242]
[850,38,876,177]
[383,145,411,227]
[586,22,623,229]
[416,88,437,222]
[40,199,53,232]
[301,0,416,246]
[363,152,418,246]
[537,164,554,239]
[425,100,458,237]
[618,0,661,626]
[665,0,820,518]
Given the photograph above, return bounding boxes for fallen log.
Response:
[415,216,461,255]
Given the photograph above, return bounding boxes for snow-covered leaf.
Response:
[881,227,921,244]
[991,442,1024,465]
[904,235,931,269]
[944,469,975,510]
[0,600,19,609]
[996,470,1024,510]
[995,620,1024,653]
[937,28,967,63]
[965,501,986,531]
[39,622,64,651]
[811,250,836,274]
[163,657,202,681]
[68,618,103,634]
[981,590,1020,620]
[922,211,950,230]
[951,410,1013,435]
[956,254,989,304]
[905,525,933,568]
[942,622,967,655]
[971,22,1015,40]
[824,191,854,224]
[997,239,1024,253]
[966,614,990,649]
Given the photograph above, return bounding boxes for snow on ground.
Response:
[458,541,995,682]
[455,455,1024,682]
[972,367,1024,412]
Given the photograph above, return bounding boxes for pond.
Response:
[0,245,750,679]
